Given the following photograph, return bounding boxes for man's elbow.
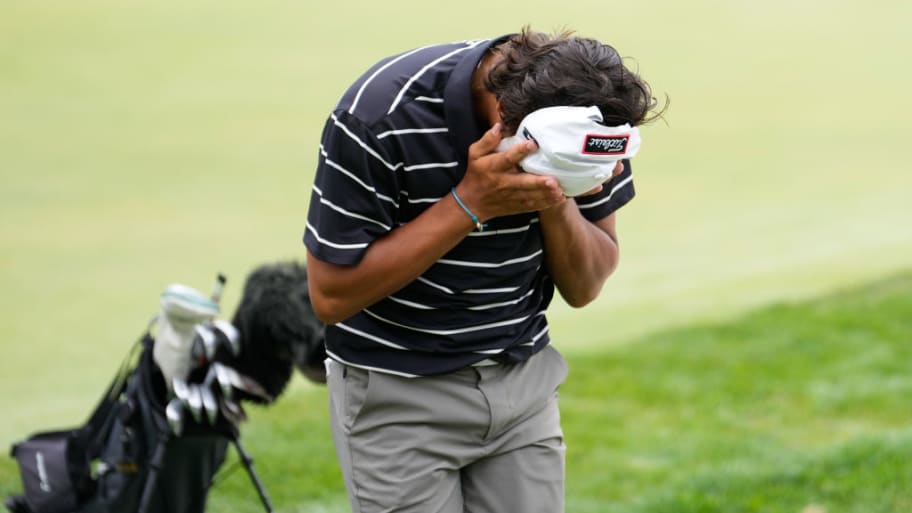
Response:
[310,290,357,325]
[306,252,357,324]
[559,262,617,308]
[308,282,349,325]
[561,284,604,308]
[311,301,339,325]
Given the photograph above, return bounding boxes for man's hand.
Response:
[453,123,566,220]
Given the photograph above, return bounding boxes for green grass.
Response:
[560,271,912,512]
[5,269,907,512]
[2,0,911,511]
[219,269,912,512]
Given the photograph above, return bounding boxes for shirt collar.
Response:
[443,36,511,170]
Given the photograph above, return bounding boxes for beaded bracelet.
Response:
[451,188,487,232]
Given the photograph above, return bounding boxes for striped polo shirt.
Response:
[304,36,636,377]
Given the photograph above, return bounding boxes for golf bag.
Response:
[6,276,283,513]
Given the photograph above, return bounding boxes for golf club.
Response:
[217,363,273,402]
[172,377,191,402]
[214,363,233,400]
[193,324,218,363]
[212,319,241,357]
[219,397,247,426]
[165,399,184,436]
[186,384,204,424]
[200,384,218,425]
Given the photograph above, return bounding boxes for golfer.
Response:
[304,28,660,513]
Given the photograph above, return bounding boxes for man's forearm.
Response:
[539,202,620,307]
[307,193,476,324]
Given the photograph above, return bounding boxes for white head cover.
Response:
[152,284,220,387]
[496,106,641,196]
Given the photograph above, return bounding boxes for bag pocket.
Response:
[10,430,88,513]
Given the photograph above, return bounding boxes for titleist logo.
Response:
[583,134,628,155]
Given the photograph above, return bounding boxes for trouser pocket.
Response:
[328,362,373,434]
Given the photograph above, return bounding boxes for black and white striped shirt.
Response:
[304,37,635,376]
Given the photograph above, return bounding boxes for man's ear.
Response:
[493,100,508,134]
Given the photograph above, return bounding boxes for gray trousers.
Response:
[327,345,569,513]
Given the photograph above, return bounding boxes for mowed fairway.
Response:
[1,0,910,511]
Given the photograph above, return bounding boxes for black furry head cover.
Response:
[228,261,326,403]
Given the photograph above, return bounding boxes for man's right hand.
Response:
[454,123,566,222]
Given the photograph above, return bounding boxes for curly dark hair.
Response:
[484,29,664,133]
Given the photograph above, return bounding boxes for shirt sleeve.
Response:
[304,110,401,265]
[573,159,636,222]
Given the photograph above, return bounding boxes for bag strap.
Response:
[81,332,148,456]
